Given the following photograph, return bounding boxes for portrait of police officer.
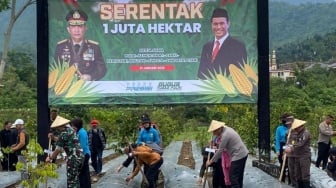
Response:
[54,9,107,81]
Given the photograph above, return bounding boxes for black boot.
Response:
[295,181,302,188]
[301,181,311,188]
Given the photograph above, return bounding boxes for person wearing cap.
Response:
[274,113,293,184]
[54,9,107,81]
[71,118,91,188]
[197,8,247,79]
[88,119,106,176]
[46,116,84,188]
[316,115,336,170]
[206,120,248,188]
[284,119,311,188]
[10,119,29,178]
[136,114,160,146]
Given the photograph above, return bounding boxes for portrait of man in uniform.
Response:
[197,8,247,80]
[54,9,107,81]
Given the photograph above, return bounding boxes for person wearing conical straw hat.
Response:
[206,120,248,188]
[46,116,84,188]
[284,118,311,188]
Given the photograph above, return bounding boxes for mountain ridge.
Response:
[0,1,335,52]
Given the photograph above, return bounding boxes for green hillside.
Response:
[0,4,36,49]
[269,2,336,50]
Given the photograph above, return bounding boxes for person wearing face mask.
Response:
[88,119,106,176]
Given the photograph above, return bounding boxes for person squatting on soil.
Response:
[284,119,311,188]
[88,119,106,176]
[125,144,164,188]
[10,119,29,180]
[0,121,17,171]
[275,113,293,184]
[206,120,248,188]
[327,147,336,180]
[117,113,161,173]
[71,118,91,188]
[46,116,84,188]
[316,115,336,170]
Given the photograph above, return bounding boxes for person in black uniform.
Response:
[197,8,247,79]
[54,9,107,81]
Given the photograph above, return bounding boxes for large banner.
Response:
[48,0,258,105]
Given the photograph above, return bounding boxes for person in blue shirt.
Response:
[71,118,91,188]
[275,113,293,184]
[136,115,160,146]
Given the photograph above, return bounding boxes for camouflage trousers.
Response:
[66,157,84,188]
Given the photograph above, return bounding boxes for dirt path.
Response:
[177,141,196,169]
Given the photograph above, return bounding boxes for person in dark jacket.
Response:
[197,145,214,187]
[0,121,12,170]
[327,147,336,180]
[88,119,106,175]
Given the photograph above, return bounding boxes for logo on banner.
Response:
[157,82,182,91]
[126,82,153,91]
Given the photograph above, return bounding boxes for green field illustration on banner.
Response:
[48,0,258,105]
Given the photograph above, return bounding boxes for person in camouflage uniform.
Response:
[46,116,84,188]
[285,119,311,188]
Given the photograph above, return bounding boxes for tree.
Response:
[0,0,36,80]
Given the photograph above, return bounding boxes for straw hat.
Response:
[51,116,70,128]
[208,120,225,132]
[291,119,306,129]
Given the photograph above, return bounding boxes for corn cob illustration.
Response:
[216,74,236,94]
[54,65,77,95]
[65,79,85,98]
[48,69,59,89]
[244,63,258,84]
[229,64,253,97]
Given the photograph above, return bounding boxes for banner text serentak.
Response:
[100,3,203,20]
